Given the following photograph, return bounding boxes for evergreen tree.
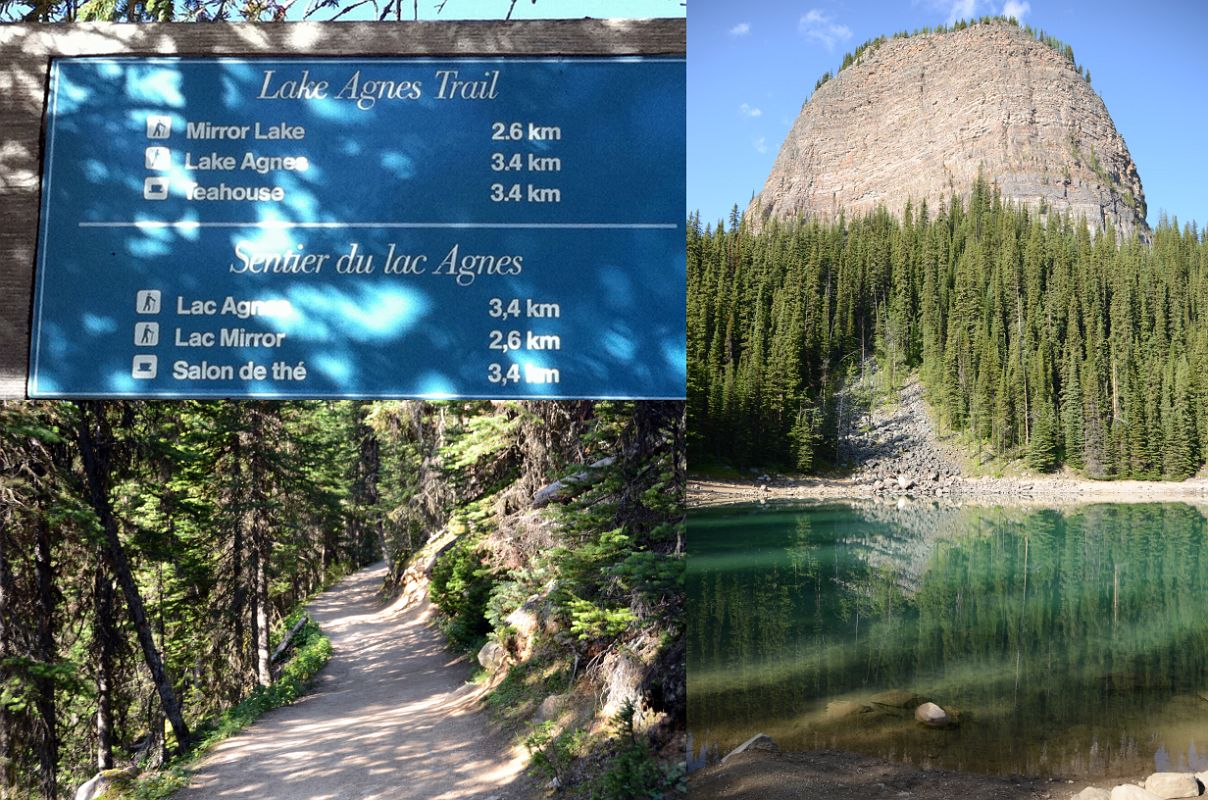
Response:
[688,187,1208,479]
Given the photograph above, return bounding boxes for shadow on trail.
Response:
[174,562,531,800]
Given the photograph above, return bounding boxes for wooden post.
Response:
[0,19,685,398]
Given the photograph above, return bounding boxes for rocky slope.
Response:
[688,372,1208,506]
[748,20,1148,240]
[839,376,964,496]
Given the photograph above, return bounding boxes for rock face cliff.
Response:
[748,21,1148,240]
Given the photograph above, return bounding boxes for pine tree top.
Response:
[811,17,1090,96]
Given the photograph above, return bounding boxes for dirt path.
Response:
[175,563,533,800]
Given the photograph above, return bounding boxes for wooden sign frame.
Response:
[0,18,686,399]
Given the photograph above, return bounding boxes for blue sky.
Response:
[689,0,1208,230]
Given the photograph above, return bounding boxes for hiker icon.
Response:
[146,115,172,139]
[134,322,159,346]
[145,146,170,170]
[136,290,161,314]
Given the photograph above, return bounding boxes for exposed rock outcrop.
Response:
[749,20,1148,241]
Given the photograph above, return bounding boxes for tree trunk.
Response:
[359,420,385,563]
[94,562,115,770]
[247,541,262,687]
[76,402,191,753]
[33,520,57,800]
[254,526,272,688]
[0,520,14,796]
[228,442,246,700]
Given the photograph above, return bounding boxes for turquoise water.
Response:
[687,502,1208,780]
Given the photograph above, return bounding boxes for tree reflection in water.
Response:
[687,502,1208,780]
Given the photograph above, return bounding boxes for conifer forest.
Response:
[688,182,1208,477]
[0,400,685,798]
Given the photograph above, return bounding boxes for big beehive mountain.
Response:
[748,20,1149,239]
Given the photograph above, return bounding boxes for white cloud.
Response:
[1002,0,1031,19]
[946,0,978,23]
[739,103,763,118]
[919,0,1030,24]
[799,8,853,51]
[914,0,990,24]
[753,136,769,154]
[729,22,751,36]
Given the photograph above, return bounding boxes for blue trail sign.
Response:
[29,56,685,399]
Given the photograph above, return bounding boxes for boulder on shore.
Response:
[1071,788,1111,800]
[1143,773,1201,799]
[1111,785,1164,800]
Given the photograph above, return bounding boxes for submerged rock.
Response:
[913,701,951,728]
[825,699,872,719]
[1143,773,1201,799]
[720,733,779,765]
[870,689,924,709]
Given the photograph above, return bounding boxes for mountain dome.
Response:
[748,19,1148,240]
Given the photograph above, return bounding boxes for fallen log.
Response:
[532,456,615,508]
[271,614,309,664]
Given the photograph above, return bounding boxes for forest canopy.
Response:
[0,400,685,799]
[688,182,1208,479]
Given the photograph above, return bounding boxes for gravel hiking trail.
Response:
[175,562,533,800]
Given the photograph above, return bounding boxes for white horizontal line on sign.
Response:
[77,221,679,229]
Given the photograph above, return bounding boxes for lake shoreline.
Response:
[690,744,1063,800]
[689,474,1208,508]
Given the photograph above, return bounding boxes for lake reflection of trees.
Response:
[687,503,1208,778]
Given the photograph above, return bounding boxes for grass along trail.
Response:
[173,562,532,800]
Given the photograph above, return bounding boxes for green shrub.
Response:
[118,620,332,800]
[485,654,572,727]
[525,722,588,785]
[429,536,495,651]
[566,598,636,641]
[190,620,331,753]
[611,551,681,599]
[588,702,685,800]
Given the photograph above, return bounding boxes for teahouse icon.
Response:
[131,355,158,379]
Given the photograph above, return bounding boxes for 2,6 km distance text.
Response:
[487,297,562,386]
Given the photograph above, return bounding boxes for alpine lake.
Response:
[687,501,1208,781]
